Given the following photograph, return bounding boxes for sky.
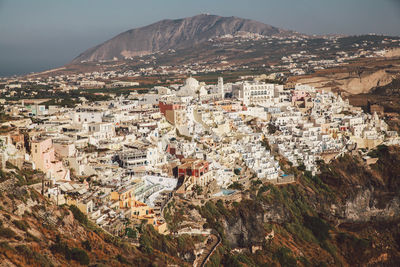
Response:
[0,0,400,77]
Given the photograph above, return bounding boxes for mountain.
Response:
[72,14,293,63]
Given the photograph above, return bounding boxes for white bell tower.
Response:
[218,77,224,99]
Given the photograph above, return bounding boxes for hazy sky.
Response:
[1,0,400,77]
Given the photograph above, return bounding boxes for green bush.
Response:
[297,163,306,171]
[12,220,30,231]
[285,222,317,243]
[273,246,297,267]
[69,205,88,226]
[303,215,330,242]
[81,240,92,251]
[0,226,17,238]
[125,227,137,239]
[25,232,41,243]
[116,254,130,264]
[222,254,243,267]
[139,224,196,257]
[51,237,89,265]
[0,169,9,182]
[50,237,71,259]
[367,144,388,158]
[228,181,244,190]
[15,244,53,267]
[336,232,370,249]
[70,247,90,265]
[0,241,15,252]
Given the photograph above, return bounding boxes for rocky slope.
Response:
[291,57,400,95]
[0,167,195,266]
[72,14,292,63]
[1,144,399,266]
[195,145,400,266]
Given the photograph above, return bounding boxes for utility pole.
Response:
[56,184,59,206]
[41,175,44,195]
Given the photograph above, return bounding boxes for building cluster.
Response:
[2,34,399,98]
[0,75,398,236]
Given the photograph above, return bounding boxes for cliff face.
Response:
[341,188,400,222]
[294,68,399,95]
[72,14,290,63]
[291,57,400,95]
[201,145,400,266]
[342,69,395,94]
[317,146,400,221]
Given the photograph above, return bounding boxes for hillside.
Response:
[290,55,400,95]
[1,141,399,266]
[72,14,292,63]
[0,166,198,266]
[167,145,400,266]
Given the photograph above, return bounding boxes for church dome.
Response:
[184,77,199,88]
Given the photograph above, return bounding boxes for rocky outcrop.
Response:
[211,146,400,266]
[342,189,400,222]
[295,68,398,95]
[291,56,400,95]
[342,69,395,94]
[222,212,266,248]
[222,186,400,249]
[385,48,400,58]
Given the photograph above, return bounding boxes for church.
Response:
[176,76,208,97]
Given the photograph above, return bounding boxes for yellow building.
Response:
[131,201,154,219]
[110,181,166,234]
[66,197,94,215]
[111,185,136,209]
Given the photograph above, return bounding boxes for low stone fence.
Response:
[175,227,211,236]
[268,174,295,185]
[0,178,17,193]
[212,192,243,202]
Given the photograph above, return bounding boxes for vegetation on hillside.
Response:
[188,146,400,266]
[0,141,399,266]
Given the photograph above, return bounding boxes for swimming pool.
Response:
[221,189,236,195]
[212,189,237,197]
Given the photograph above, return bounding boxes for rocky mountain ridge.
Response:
[72,14,294,63]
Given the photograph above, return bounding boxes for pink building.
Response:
[291,84,315,104]
[291,90,310,104]
[31,137,69,180]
